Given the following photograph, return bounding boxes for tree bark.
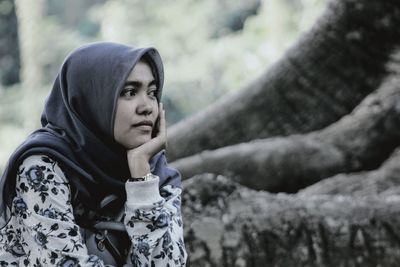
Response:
[0,0,20,87]
[167,0,400,161]
[298,147,400,197]
[183,174,400,267]
[172,75,400,192]
[14,0,46,130]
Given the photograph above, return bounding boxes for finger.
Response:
[161,105,167,149]
[153,103,166,150]
[158,103,166,137]
[155,103,164,137]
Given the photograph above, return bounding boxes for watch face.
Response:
[144,173,158,181]
[129,177,145,182]
[128,173,157,182]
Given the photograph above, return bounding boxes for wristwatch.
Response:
[128,173,157,182]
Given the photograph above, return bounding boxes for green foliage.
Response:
[0,0,19,86]
[38,16,93,85]
[0,0,327,170]
[0,84,48,172]
[47,0,104,37]
[91,0,326,122]
[0,84,24,126]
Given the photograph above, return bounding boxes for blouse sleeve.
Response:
[124,177,187,266]
[0,154,187,267]
[7,155,107,267]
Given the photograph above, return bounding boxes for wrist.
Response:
[129,161,150,177]
[129,173,157,182]
[127,151,151,177]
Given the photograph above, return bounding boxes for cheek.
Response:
[113,103,130,137]
[113,116,122,141]
[115,103,132,122]
[153,102,160,118]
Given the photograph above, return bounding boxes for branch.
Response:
[183,174,400,266]
[167,0,400,161]
[173,75,400,192]
[299,147,400,197]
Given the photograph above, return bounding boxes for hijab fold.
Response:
[0,42,181,227]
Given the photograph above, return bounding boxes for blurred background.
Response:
[4,1,400,265]
[0,0,325,172]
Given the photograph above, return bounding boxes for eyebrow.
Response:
[124,80,157,88]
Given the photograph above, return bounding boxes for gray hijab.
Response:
[0,42,181,226]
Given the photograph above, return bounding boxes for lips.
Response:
[132,120,153,128]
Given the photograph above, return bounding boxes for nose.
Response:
[135,93,153,115]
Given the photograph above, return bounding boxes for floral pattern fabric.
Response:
[0,155,187,266]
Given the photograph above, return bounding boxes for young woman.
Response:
[0,42,187,266]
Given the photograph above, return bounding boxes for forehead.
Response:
[126,60,154,82]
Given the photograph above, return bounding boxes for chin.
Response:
[125,137,151,149]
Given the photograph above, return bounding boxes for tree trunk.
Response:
[172,74,400,192]
[14,0,46,130]
[167,0,400,161]
[183,174,400,267]
[299,147,400,197]
[0,0,20,87]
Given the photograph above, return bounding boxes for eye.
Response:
[120,87,137,97]
[148,88,157,98]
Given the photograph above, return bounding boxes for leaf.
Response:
[68,228,78,236]
[34,204,39,213]
[57,233,67,238]
[42,157,51,163]
[51,187,58,195]
[50,223,59,231]
[41,194,46,203]
[50,251,58,258]
[146,224,156,231]
[18,167,25,175]
[20,182,28,192]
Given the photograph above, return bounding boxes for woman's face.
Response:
[113,60,159,149]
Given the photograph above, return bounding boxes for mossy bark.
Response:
[183,175,400,267]
[167,0,400,161]
[173,75,400,192]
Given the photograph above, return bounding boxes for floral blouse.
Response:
[0,155,187,266]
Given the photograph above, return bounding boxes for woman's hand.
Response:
[127,103,166,178]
